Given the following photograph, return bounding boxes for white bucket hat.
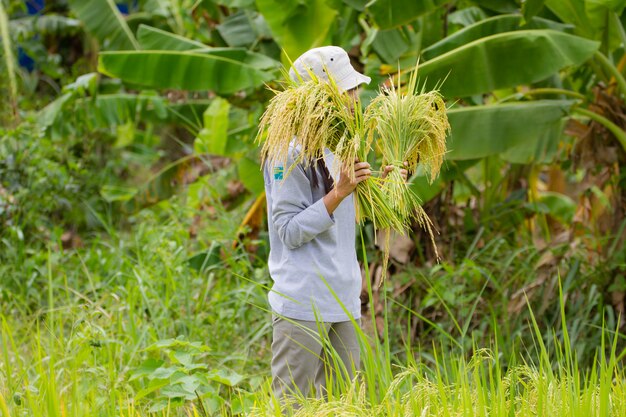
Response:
[288,46,371,91]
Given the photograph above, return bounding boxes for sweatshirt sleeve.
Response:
[268,156,335,250]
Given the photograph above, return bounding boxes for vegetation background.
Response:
[0,0,625,415]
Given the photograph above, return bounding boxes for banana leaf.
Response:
[418,30,599,98]
[445,100,574,161]
[68,0,139,50]
[367,0,448,29]
[256,0,337,59]
[422,15,574,60]
[98,49,278,94]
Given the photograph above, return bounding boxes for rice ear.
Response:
[365,62,449,260]
[255,61,442,266]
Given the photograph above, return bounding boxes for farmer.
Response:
[263,46,408,401]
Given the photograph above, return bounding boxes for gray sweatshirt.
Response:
[263,147,361,322]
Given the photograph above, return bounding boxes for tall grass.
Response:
[1,186,624,416]
[250,268,626,416]
[0,192,270,416]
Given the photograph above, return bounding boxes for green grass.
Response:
[1,191,625,416]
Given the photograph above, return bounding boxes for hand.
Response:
[381,161,409,182]
[323,160,371,216]
[335,160,372,199]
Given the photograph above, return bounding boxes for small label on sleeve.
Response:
[273,166,284,180]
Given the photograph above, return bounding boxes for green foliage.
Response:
[194,97,231,156]
[419,30,600,98]
[98,49,279,94]
[1,0,626,414]
[131,337,250,413]
[445,100,571,162]
[256,0,338,59]
[67,0,139,50]
[0,121,115,246]
[368,0,448,29]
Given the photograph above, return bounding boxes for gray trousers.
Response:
[271,316,361,400]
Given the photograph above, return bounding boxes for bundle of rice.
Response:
[366,65,450,257]
[258,72,342,172]
[257,69,404,232]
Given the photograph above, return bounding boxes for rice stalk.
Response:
[256,66,404,234]
[366,64,450,258]
[257,76,343,170]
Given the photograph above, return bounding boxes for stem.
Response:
[594,51,626,98]
[498,88,586,103]
[105,0,140,50]
[613,12,626,51]
[573,107,626,152]
[0,0,19,124]
[522,88,586,101]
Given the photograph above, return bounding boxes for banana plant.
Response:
[372,9,622,206]
[98,23,280,94]
[56,0,626,241]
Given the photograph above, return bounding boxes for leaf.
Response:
[187,242,222,272]
[372,28,412,64]
[161,375,202,400]
[206,369,244,387]
[67,0,139,50]
[149,366,179,380]
[0,1,18,116]
[137,24,207,51]
[500,117,567,164]
[446,100,574,161]
[419,30,599,98]
[98,50,278,94]
[148,399,178,413]
[216,10,258,47]
[160,384,196,400]
[545,0,595,39]
[422,15,574,61]
[367,0,448,29]
[472,0,519,13]
[38,93,73,131]
[218,0,256,6]
[100,185,139,202]
[342,0,368,11]
[63,73,99,96]
[584,0,626,51]
[526,191,576,223]
[42,92,168,136]
[237,157,264,194]
[194,98,230,156]
[130,358,164,381]
[409,160,479,204]
[447,7,489,28]
[134,380,171,400]
[147,337,209,351]
[255,0,338,59]
[89,93,168,127]
[114,124,145,148]
[523,0,546,22]
[137,26,281,69]
[9,15,81,38]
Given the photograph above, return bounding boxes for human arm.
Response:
[269,160,335,250]
[322,161,371,215]
[269,158,371,249]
